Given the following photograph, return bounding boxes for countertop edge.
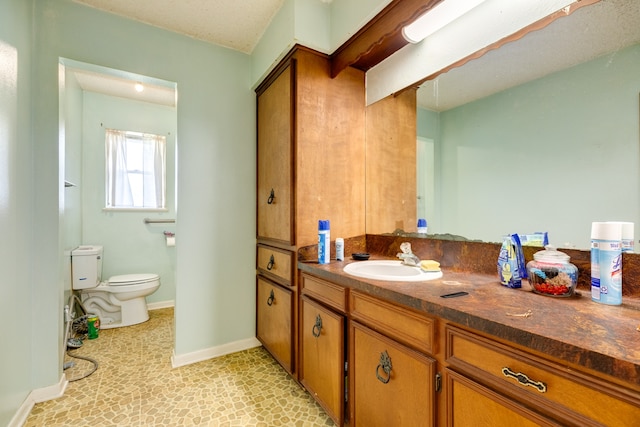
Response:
[298,260,640,389]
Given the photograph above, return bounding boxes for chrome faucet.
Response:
[397,242,420,266]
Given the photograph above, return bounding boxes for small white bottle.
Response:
[335,238,344,261]
[417,218,428,234]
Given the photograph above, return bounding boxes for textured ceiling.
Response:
[417,0,640,111]
[72,0,286,54]
[69,0,639,112]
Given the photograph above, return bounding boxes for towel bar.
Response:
[143,218,175,224]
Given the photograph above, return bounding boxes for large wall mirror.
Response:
[407,0,640,249]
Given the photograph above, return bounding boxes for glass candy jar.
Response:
[526,246,578,297]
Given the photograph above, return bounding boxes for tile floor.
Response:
[25,308,334,426]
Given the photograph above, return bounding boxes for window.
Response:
[105,129,166,209]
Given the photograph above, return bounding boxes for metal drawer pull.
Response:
[267,188,275,204]
[267,289,275,306]
[502,367,547,393]
[376,350,393,384]
[266,255,275,270]
[312,314,323,338]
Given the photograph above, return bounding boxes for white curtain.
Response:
[144,133,166,208]
[106,129,133,207]
[105,129,166,208]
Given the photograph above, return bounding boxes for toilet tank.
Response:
[71,245,103,290]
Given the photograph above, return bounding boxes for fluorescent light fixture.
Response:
[402,0,487,43]
[134,82,144,92]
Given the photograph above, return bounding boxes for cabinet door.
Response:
[256,277,293,373]
[300,296,345,425]
[257,62,294,245]
[446,369,561,426]
[350,321,436,427]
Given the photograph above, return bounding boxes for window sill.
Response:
[103,207,169,212]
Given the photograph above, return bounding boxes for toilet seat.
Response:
[94,274,161,295]
[108,273,159,286]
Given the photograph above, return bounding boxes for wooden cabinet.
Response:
[445,369,560,426]
[257,64,294,245]
[295,269,640,426]
[350,321,437,427]
[445,325,640,426]
[256,244,293,286]
[349,290,437,427]
[256,46,366,250]
[349,290,435,355]
[256,277,294,373]
[299,273,348,426]
[300,296,345,424]
[255,45,366,378]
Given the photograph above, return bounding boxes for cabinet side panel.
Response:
[295,49,366,247]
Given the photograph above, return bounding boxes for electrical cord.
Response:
[65,350,99,382]
[64,294,99,382]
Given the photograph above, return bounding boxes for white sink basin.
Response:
[343,260,443,282]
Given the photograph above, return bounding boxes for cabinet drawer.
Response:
[257,245,293,285]
[300,296,345,426]
[256,277,294,374]
[300,273,347,312]
[446,369,560,426]
[350,291,435,355]
[446,325,640,426]
[350,321,436,427]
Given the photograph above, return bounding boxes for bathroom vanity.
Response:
[255,1,640,424]
[296,236,640,426]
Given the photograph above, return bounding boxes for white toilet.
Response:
[71,245,161,329]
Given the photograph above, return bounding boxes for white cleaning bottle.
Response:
[591,222,622,305]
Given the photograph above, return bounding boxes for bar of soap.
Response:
[420,260,441,271]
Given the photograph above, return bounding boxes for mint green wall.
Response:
[63,68,83,253]
[0,1,34,424]
[2,0,393,423]
[418,107,441,231]
[252,0,333,85]
[330,0,392,48]
[417,107,439,141]
[252,0,297,85]
[81,92,177,304]
[430,44,640,248]
[294,0,331,53]
[32,0,256,376]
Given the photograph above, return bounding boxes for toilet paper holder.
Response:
[164,231,176,247]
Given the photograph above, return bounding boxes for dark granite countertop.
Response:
[298,256,640,388]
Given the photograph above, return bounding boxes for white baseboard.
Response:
[147,299,175,310]
[171,337,262,368]
[9,374,67,427]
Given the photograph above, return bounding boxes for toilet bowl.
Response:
[71,246,161,329]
